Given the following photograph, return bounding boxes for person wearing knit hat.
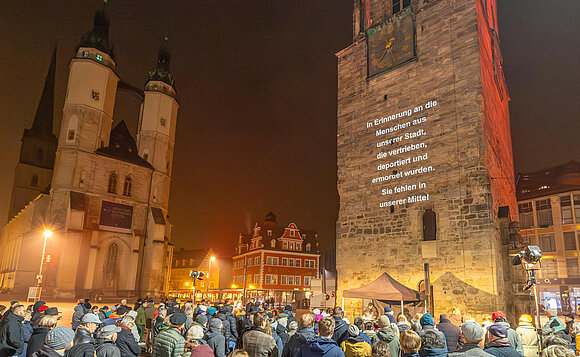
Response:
[95,325,122,357]
[205,318,226,357]
[207,307,217,317]
[484,324,521,356]
[485,312,524,355]
[416,313,447,357]
[375,315,401,357]
[153,309,186,357]
[383,306,396,324]
[515,314,539,357]
[36,326,74,356]
[339,324,371,357]
[447,321,490,356]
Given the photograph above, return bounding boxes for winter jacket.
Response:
[72,306,85,330]
[297,337,345,357]
[384,314,396,324]
[397,322,411,334]
[205,326,226,357]
[26,327,50,357]
[185,344,214,357]
[135,307,147,327]
[515,322,538,357]
[73,326,94,345]
[485,322,524,355]
[276,323,290,346]
[541,316,566,336]
[484,345,523,357]
[216,313,233,343]
[19,321,33,357]
[152,327,185,357]
[30,302,46,329]
[449,343,494,356]
[98,310,107,323]
[436,318,463,352]
[282,327,317,357]
[145,307,156,321]
[402,354,420,357]
[243,328,278,357]
[417,326,447,357]
[372,326,400,357]
[66,342,96,357]
[30,345,61,357]
[361,331,375,343]
[356,333,371,347]
[115,325,141,357]
[0,312,25,357]
[339,336,371,357]
[331,318,349,346]
[152,316,166,342]
[96,338,121,357]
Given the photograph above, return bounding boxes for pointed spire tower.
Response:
[8,49,59,220]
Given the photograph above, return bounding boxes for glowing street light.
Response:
[36,229,52,300]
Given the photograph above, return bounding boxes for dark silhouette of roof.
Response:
[96,121,152,169]
[25,47,57,141]
[516,161,580,200]
[78,11,113,57]
[265,211,277,222]
[173,249,211,268]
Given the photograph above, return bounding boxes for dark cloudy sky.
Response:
[0,1,578,258]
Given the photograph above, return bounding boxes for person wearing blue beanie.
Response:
[383,306,396,324]
[417,313,447,356]
[420,313,434,327]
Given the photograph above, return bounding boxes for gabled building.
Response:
[167,248,219,300]
[232,212,320,305]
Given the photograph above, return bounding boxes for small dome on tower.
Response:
[78,10,112,56]
[148,48,175,88]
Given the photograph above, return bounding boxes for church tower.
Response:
[8,49,58,220]
[336,0,516,318]
[136,49,179,294]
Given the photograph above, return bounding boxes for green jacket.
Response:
[152,327,185,357]
[136,307,147,326]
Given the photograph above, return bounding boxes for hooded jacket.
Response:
[26,327,51,357]
[95,338,121,357]
[373,327,400,357]
[216,312,234,343]
[541,316,566,336]
[484,339,522,357]
[282,327,317,357]
[30,302,46,329]
[276,322,290,346]
[515,322,538,357]
[205,326,225,357]
[0,312,25,357]
[72,305,85,330]
[30,345,61,357]
[339,336,371,357]
[331,318,349,345]
[436,318,463,353]
[417,326,447,357]
[297,336,345,357]
[66,341,96,357]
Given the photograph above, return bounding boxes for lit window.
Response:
[82,51,90,57]
[160,118,166,126]
[306,243,311,252]
[271,239,276,248]
[96,54,103,61]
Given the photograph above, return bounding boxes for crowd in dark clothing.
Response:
[0,298,576,357]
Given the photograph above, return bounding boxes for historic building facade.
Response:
[167,248,220,299]
[232,212,320,305]
[514,161,580,314]
[0,11,177,299]
[336,0,517,317]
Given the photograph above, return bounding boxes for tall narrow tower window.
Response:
[91,90,100,100]
[123,176,133,197]
[422,209,437,241]
[36,148,44,163]
[31,175,39,187]
[392,0,411,15]
[107,172,118,194]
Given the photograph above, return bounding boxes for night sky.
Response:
[1,1,578,258]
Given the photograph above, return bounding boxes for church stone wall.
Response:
[336,0,514,319]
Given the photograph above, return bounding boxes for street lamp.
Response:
[36,229,52,300]
[207,256,216,294]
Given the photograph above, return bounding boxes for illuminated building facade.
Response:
[336,0,517,318]
[514,161,580,314]
[167,248,220,299]
[232,212,320,305]
[0,11,176,299]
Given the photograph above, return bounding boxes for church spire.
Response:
[29,47,56,136]
[147,48,175,88]
[78,10,112,56]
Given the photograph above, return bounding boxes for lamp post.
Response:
[36,229,52,300]
[207,256,215,295]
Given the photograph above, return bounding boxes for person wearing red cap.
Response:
[484,311,523,355]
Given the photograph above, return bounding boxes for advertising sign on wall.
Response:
[99,200,133,230]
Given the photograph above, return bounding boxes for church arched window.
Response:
[422,209,437,241]
[104,243,119,288]
[123,176,133,197]
[31,175,39,187]
[107,172,118,194]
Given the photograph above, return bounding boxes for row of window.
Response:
[232,274,312,286]
[539,258,580,279]
[530,231,580,253]
[234,257,316,268]
[107,172,133,197]
[251,239,312,251]
[518,194,580,229]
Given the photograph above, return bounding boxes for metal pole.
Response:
[207,259,212,294]
[242,255,248,304]
[424,263,431,313]
[37,234,48,300]
[531,269,543,353]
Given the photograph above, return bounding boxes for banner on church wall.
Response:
[99,200,133,230]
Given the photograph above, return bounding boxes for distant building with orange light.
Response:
[232,212,320,306]
[167,248,219,300]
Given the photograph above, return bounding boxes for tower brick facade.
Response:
[336,0,516,318]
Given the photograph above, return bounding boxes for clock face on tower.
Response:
[367,10,416,77]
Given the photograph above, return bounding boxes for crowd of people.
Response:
[0,298,578,357]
